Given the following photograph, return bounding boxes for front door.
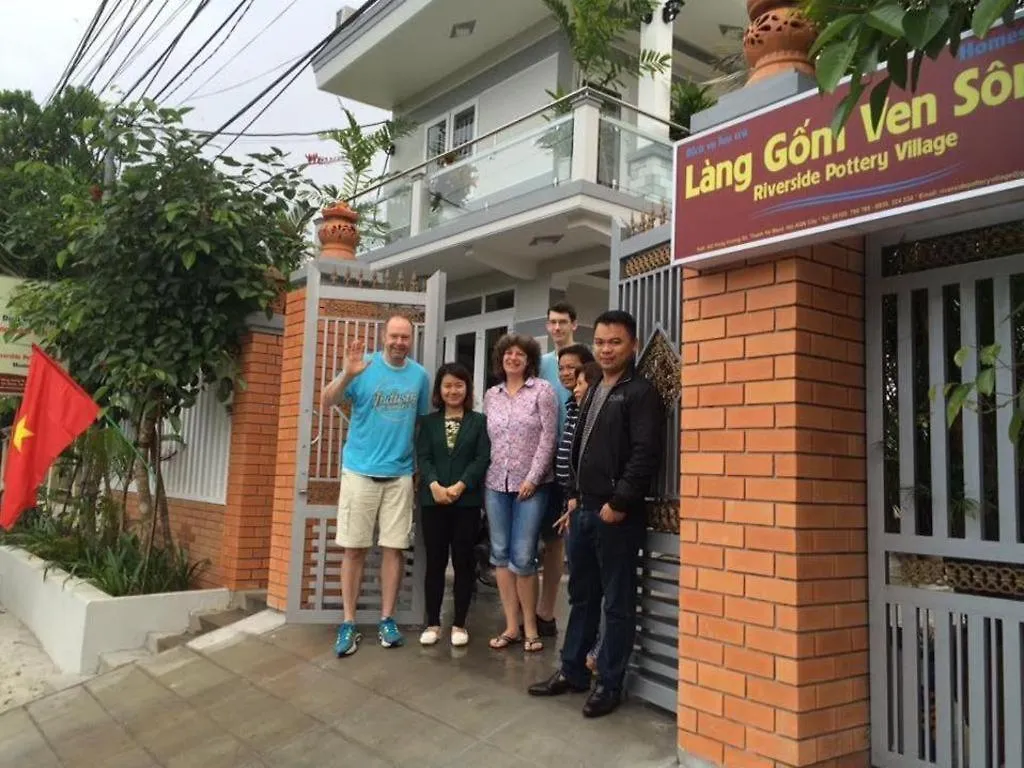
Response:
[442,310,514,410]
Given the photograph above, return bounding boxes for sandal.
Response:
[489,633,521,650]
[450,627,469,647]
[524,636,544,653]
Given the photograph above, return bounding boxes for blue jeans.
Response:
[560,507,643,693]
[485,486,549,576]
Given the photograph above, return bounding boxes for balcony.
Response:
[315,0,749,111]
[347,88,679,277]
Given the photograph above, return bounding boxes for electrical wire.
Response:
[101,0,178,93]
[84,0,163,91]
[47,0,113,104]
[117,0,212,106]
[76,0,141,87]
[179,0,305,103]
[210,52,313,158]
[194,0,386,147]
[154,0,255,104]
[185,54,303,101]
[140,0,213,101]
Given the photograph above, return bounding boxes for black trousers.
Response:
[421,505,480,627]
[560,507,643,693]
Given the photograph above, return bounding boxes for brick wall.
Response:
[267,288,306,610]
[677,241,869,768]
[125,494,226,589]
[219,329,281,591]
[123,328,282,592]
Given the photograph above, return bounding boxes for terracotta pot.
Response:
[317,202,360,260]
[743,1,818,83]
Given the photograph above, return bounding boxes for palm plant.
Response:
[319,109,416,247]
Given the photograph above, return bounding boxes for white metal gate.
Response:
[610,218,681,712]
[867,206,1023,768]
[285,262,445,624]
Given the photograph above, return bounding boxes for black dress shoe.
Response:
[582,685,621,718]
[528,671,589,697]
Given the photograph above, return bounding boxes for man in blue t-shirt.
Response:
[321,315,431,658]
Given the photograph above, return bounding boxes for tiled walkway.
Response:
[0,593,677,767]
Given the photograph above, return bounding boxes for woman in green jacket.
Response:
[416,362,490,647]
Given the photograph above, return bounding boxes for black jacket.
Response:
[569,367,664,519]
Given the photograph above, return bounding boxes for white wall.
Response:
[391,54,559,174]
[566,281,608,328]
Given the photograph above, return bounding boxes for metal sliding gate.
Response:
[285,261,445,625]
[611,218,682,712]
[867,210,1024,768]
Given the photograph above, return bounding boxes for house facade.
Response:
[311,0,748,402]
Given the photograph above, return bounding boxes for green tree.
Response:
[543,0,671,90]
[8,99,327,546]
[806,0,1023,131]
[0,87,106,279]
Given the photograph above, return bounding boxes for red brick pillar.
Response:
[267,287,307,611]
[219,322,283,591]
[678,241,869,768]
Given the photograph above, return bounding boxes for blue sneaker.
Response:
[378,617,404,648]
[334,621,361,657]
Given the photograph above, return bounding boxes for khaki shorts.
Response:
[335,470,414,550]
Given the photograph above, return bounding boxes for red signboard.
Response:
[673,23,1024,264]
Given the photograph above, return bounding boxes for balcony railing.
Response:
[349,87,682,255]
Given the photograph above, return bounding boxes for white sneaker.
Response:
[419,627,441,646]
[450,627,469,647]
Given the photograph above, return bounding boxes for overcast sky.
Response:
[0,0,386,188]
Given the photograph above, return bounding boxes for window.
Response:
[484,289,514,313]
[445,297,482,321]
[425,103,477,162]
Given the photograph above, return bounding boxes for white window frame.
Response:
[422,98,479,161]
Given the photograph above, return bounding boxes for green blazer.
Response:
[416,410,490,508]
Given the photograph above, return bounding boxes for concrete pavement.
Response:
[0,591,676,767]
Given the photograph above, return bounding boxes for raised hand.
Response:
[343,338,368,378]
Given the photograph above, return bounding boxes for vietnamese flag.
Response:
[1,346,99,530]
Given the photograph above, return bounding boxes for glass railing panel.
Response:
[596,116,673,209]
[353,177,414,253]
[422,114,574,229]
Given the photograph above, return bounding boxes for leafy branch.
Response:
[940,338,1024,446]
[543,0,671,90]
[805,0,1022,132]
[320,108,416,248]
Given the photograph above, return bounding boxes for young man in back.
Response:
[535,301,584,636]
[529,310,663,718]
[321,315,431,657]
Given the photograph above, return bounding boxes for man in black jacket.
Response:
[528,309,664,718]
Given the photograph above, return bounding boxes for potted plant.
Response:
[669,79,718,141]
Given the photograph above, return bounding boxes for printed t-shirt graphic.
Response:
[342,352,431,477]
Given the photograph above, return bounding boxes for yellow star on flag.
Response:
[12,416,33,452]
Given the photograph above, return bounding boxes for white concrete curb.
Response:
[0,546,230,674]
[186,609,287,652]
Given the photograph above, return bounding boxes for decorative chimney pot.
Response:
[317,201,360,260]
[743,0,818,84]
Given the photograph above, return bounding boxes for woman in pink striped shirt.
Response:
[483,333,558,653]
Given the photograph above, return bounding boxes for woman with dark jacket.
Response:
[416,362,490,647]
